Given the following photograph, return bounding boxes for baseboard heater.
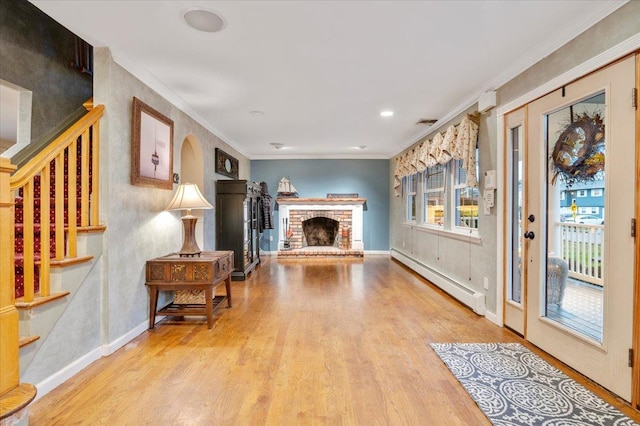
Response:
[390,249,486,315]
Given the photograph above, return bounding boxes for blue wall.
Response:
[251,159,390,251]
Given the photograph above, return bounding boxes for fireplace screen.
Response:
[302,217,339,247]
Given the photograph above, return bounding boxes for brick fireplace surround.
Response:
[276,198,366,258]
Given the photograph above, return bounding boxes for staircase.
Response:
[14,147,83,299]
[0,102,104,422]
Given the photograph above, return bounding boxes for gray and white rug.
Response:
[431,343,638,426]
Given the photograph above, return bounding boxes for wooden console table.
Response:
[145,251,233,329]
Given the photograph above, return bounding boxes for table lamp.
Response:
[165,183,213,257]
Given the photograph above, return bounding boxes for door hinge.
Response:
[633,88,638,109]
[629,348,634,367]
[632,218,636,238]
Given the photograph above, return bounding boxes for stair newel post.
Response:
[54,153,64,260]
[40,166,51,297]
[80,129,90,227]
[0,158,18,395]
[23,179,35,302]
[91,120,100,227]
[67,141,77,258]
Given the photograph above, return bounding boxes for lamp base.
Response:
[178,215,202,257]
[179,252,201,258]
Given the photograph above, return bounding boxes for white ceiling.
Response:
[31,0,626,159]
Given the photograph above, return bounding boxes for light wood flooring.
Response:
[29,256,639,424]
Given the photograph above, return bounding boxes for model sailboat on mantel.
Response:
[277,177,298,197]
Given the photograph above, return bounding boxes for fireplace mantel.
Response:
[276,198,366,254]
[276,197,366,205]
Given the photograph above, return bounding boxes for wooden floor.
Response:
[29,256,639,425]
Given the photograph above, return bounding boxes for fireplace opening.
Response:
[302,217,339,247]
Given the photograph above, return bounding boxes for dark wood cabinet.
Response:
[216,180,261,280]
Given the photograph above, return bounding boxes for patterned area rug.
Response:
[431,343,638,426]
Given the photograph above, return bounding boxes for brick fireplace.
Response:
[276,198,365,258]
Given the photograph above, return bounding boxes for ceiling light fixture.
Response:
[355,145,367,150]
[380,110,394,117]
[249,110,265,116]
[183,8,225,33]
[270,143,284,150]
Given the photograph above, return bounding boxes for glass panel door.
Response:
[504,107,526,335]
[544,93,605,342]
[525,56,635,401]
[510,125,524,305]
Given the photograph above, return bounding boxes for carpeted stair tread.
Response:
[13,138,93,299]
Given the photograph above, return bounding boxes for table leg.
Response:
[205,287,214,329]
[225,276,232,308]
[148,287,158,330]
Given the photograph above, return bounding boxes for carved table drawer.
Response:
[216,255,232,278]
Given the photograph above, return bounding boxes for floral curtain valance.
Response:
[393,112,479,197]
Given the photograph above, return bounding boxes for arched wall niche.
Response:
[180,134,205,248]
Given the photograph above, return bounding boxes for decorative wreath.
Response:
[550,112,604,185]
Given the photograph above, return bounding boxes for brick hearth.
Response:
[276,198,366,258]
[289,209,351,249]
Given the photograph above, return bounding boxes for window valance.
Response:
[394,112,479,196]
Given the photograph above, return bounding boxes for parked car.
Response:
[559,213,574,222]
[565,214,604,225]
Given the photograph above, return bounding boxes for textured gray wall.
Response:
[0,0,92,143]
[389,104,497,311]
[388,1,640,317]
[94,47,249,343]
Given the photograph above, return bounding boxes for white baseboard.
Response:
[365,250,390,255]
[391,248,486,316]
[101,319,153,356]
[484,310,500,326]
[33,318,161,401]
[33,346,103,402]
[261,250,390,256]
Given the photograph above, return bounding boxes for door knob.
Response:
[524,231,535,240]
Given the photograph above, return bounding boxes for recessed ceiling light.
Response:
[183,9,225,33]
[249,110,265,116]
[380,110,394,117]
[355,145,367,150]
[270,143,284,150]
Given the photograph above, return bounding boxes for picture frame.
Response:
[215,148,239,179]
[131,97,174,189]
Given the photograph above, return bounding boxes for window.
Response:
[453,160,479,230]
[400,138,480,237]
[591,189,603,197]
[405,174,418,222]
[577,190,587,197]
[423,164,445,226]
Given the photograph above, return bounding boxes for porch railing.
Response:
[557,222,604,286]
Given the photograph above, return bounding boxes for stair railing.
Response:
[8,103,104,302]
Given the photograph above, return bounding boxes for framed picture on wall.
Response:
[215,148,239,179]
[131,97,174,189]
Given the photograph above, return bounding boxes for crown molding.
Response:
[393,0,629,157]
[497,32,640,117]
[250,153,390,160]
[109,48,248,157]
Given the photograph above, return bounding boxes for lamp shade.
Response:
[165,183,213,212]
